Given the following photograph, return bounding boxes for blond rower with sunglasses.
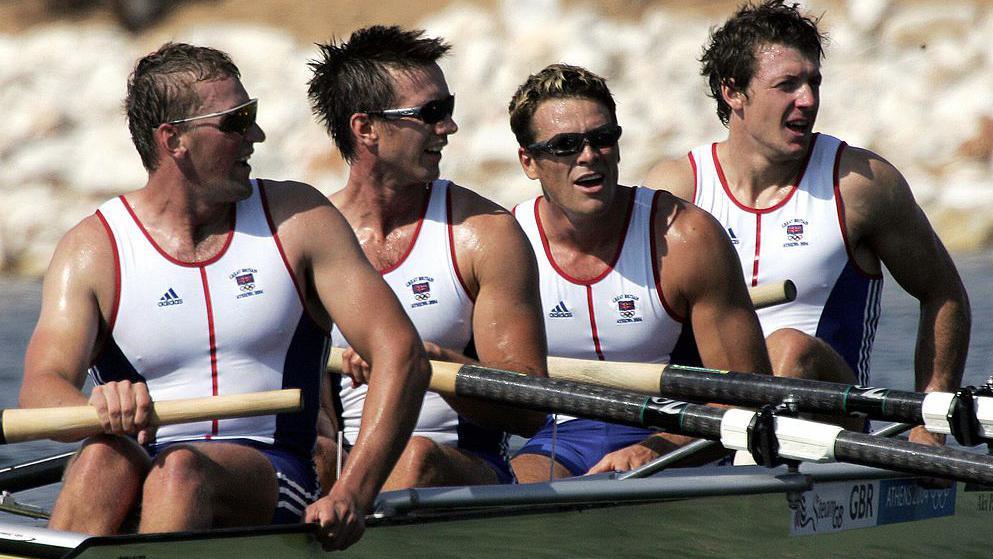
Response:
[18,42,431,551]
[306,26,548,491]
[507,64,772,482]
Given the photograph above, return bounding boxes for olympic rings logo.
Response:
[239,284,255,292]
[415,293,431,301]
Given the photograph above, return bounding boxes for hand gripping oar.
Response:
[427,361,993,486]
[540,356,993,447]
[0,389,302,445]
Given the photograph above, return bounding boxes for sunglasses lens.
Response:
[547,134,585,155]
[589,125,622,148]
[219,101,257,134]
[420,95,455,124]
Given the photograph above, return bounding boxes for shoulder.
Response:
[836,145,917,223]
[651,189,727,247]
[258,178,353,247]
[45,212,117,304]
[446,182,526,240]
[642,155,696,202]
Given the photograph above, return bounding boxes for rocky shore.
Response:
[2,0,992,276]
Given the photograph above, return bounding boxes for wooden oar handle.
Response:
[0,389,302,445]
[748,280,796,310]
[326,347,657,395]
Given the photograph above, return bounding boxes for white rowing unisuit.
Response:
[89,179,328,458]
[515,187,691,425]
[687,133,882,385]
[330,180,505,456]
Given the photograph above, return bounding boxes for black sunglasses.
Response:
[163,98,259,135]
[367,94,455,125]
[527,123,622,156]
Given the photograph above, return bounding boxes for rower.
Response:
[506,64,772,482]
[306,25,548,490]
[17,42,430,551]
[642,0,971,447]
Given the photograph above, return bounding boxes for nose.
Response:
[248,121,266,143]
[796,83,818,109]
[435,114,458,136]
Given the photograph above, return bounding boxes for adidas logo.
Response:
[157,288,184,307]
[727,227,740,245]
[548,301,573,318]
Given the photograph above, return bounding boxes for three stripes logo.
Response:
[548,301,573,318]
[157,288,183,307]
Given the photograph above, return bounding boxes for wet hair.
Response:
[307,25,451,163]
[701,0,826,126]
[508,63,617,147]
[126,42,241,171]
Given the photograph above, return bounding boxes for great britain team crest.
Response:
[406,276,438,308]
[230,267,264,299]
[612,294,643,324]
[781,218,810,248]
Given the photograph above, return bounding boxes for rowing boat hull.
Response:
[2,463,989,558]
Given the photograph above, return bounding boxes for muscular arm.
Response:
[449,186,548,437]
[641,155,696,202]
[267,181,429,522]
[20,219,105,408]
[19,216,154,441]
[840,149,970,443]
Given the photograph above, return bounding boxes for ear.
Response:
[154,124,186,161]
[721,78,747,112]
[351,113,378,149]
[518,146,540,181]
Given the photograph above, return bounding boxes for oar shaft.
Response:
[0,389,302,445]
[451,364,993,486]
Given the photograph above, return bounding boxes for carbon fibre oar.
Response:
[543,356,993,447]
[0,389,302,445]
[427,361,993,486]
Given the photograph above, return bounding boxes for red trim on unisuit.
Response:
[648,191,685,323]
[199,266,220,437]
[534,188,637,286]
[751,214,762,287]
[712,134,820,214]
[447,185,475,302]
[585,285,605,361]
[120,195,235,267]
[832,142,883,280]
[379,182,433,275]
[688,151,699,204]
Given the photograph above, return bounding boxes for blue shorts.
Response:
[514,418,655,476]
[147,438,319,524]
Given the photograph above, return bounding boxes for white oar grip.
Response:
[978,397,993,438]
[720,408,843,463]
[920,392,955,435]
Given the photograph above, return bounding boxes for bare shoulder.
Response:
[43,212,117,316]
[258,178,354,258]
[837,145,918,226]
[642,155,696,201]
[446,182,526,242]
[654,190,727,248]
[259,178,339,221]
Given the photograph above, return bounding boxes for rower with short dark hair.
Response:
[307,25,548,489]
[18,41,430,550]
[643,0,971,447]
[507,63,772,481]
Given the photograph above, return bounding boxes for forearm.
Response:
[915,291,970,393]
[335,350,430,509]
[18,371,88,408]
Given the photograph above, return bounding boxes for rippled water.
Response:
[0,250,991,516]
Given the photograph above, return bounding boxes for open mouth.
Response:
[575,173,605,187]
[784,119,810,134]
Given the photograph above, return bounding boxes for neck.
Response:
[129,173,236,259]
[334,167,432,239]
[720,130,809,207]
[539,186,631,257]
